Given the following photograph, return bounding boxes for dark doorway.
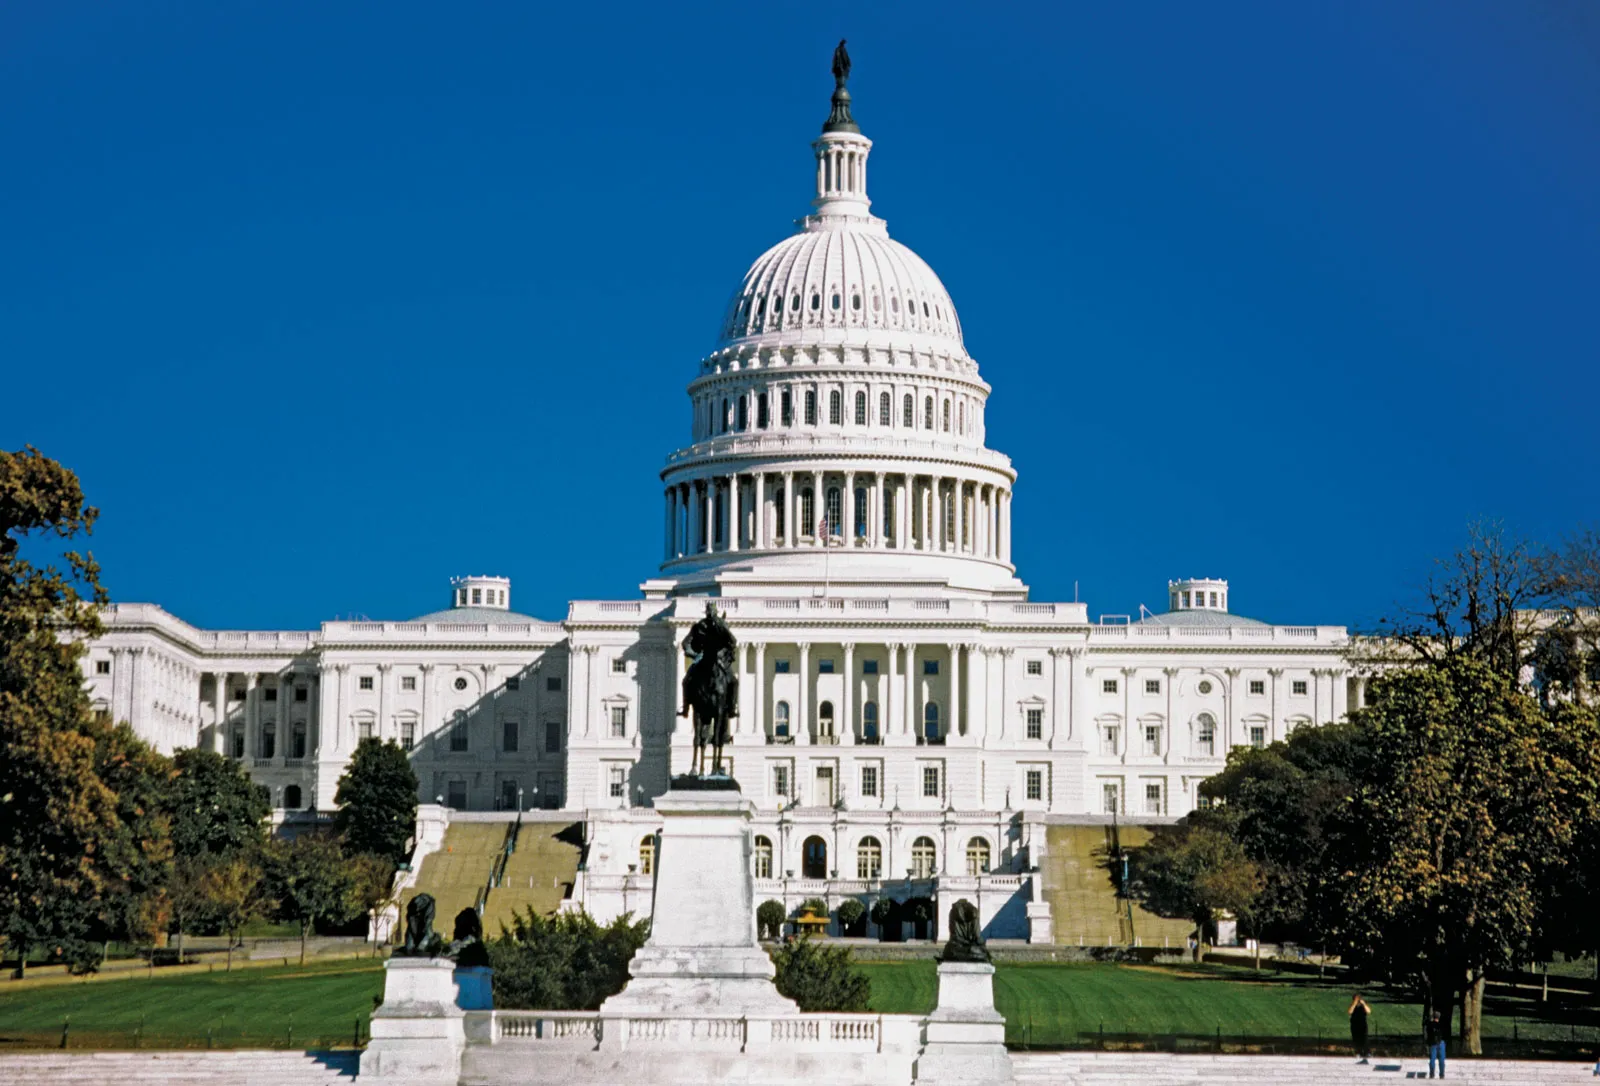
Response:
[802,836,828,879]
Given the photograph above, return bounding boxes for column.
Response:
[796,642,811,744]
[903,643,916,737]
[843,470,855,545]
[841,642,855,743]
[884,641,897,742]
[812,470,823,545]
[948,643,962,738]
[702,480,714,554]
[754,472,766,549]
[896,477,909,550]
[244,672,259,760]
[752,642,767,737]
[1269,667,1284,743]
[870,474,883,548]
[584,645,597,738]
[783,470,796,547]
[1049,649,1069,747]
[307,673,321,758]
[376,663,391,743]
[664,488,674,560]
[128,646,146,730]
[729,473,741,551]
[1001,490,1012,563]
[671,628,687,738]
[922,478,933,551]
[417,663,433,747]
[962,642,981,743]
[211,671,228,753]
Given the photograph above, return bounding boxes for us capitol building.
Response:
[81,62,1357,938]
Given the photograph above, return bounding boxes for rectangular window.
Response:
[359,675,374,691]
[923,660,939,676]
[612,658,627,674]
[1026,660,1042,676]
[295,686,309,701]
[804,390,817,425]
[92,708,111,724]
[547,676,562,692]
[774,659,791,674]
[1292,680,1308,696]
[1026,769,1043,801]
[860,766,879,798]
[358,719,374,742]
[502,719,519,753]
[610,705,627,737]
[773,765,790,798]
[447,780,468,809]
[781,389,793,426]
[816,766,835,806]
[829,390,842,425]
[1026,707,1043,740]
[609,767,625,799]
[1102,783,1120,814]
[450,719,469,753]
[399,675,416,691]
[290,721,307,759]
[1145,679,1160,694]
[260,722,276,759]
[862,659,878,675]
[1198,721,1215,756]
[1145,724,1161,755]
[1102,725,1120,753]
[505,676,519,691]
[1145,783,1163,814]
[401,720,415,751]
[902,393,913,428]
[1102,678,1118,694]
[757,392,769,428]
[263,688,277,702]
[922,765,940,798]
[818,659,834,674]
[545,721,561,752]
[232,687,245,701]
[95,659,111,675]
[1249,679,1265,695]
[232,728,245,758]
[1249,725,1266,749]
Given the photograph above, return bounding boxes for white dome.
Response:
[716,225,967,356]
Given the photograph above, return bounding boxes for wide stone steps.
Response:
[480,820,582,935]
[401,820,509,934]
[1042,825,1192,948]
[0,1050,357,1084]
[1013,1051,1595,1084]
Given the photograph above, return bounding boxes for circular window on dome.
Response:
[1198,680,1213,695]
[891,296,900,314]
[852,293,861,311]
[923,302,930,317]
[831,293,840,311]
[454,677,468,691]
[810,293,820,311]
[791,294,800,312]
[872,294,881,312]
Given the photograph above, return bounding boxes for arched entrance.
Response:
[802,835,828,880]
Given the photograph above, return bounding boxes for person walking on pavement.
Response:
[1348,992,1372,1064]
[1425,1009,1447,1079]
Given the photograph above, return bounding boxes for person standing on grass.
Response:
[1348,992,1372,1064]
[1425,1009,1446,1078]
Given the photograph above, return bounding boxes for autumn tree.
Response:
[333,738,418,866]
[200,855,270,971]
[1126,824,1262,955]
[264,833,359,965]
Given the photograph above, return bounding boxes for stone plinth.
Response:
[359,957,468,1084]
[913,962,1016,1086]
[600,785,798,1018]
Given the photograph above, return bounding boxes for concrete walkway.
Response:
[1014,1051,1598,1085]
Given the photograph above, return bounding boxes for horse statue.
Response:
[679,602,738,776]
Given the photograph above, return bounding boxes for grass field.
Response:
[1,955,1594,1055]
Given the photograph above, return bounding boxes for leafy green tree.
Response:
[167,748,269,862]
[836,898,866,935]
[1126,824,1262,953]
[490,909,650,1010]
[333,739,419,866]
[165,858,213,962]
[0,446,121,977]
[756,899,786,941]
[771,938,870,1011]
[869,896,899,939]
[264,833,359,965]
[92,723,176,958]
[199,855,270,971]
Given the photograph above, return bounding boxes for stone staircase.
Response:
[400,820,510,934]
[1012,1051,1596,1084]
[1041,824,1192,948]
[479,820,582,935]
[0,1050,357,1084]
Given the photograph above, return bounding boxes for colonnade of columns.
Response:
[663,470,1011,564]
[204,670,316,763]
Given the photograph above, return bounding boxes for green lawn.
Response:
[0,958,385,1050]
[861,960,1600,1052]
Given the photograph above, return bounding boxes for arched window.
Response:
[713,490,725,545]
[829,389,842,425]
[902,393,913,428]
[830,292,840,311]
[879,391,891,426]
[854,390,867,425]
[966,837,991,876]
[1196,712,1216,757]
[818,700,835,739]
[862,701,879,741]
[923,701,940,741]
[736,397,748,431]
[857,836,883,879]
[942,399,951,432]
[911,836,938,879]
[757,392,769,428]
[944,489,956,545]
[775,700,791,738]
[284,784,302,810]
[791,293,801,312]
[804,389,817,425]
[825,487,842,536]
[800,488,815,536]
[924,396,934,429]
[754,835,773,879]
[854,488,868,538]
[883,493,894,540]
[774,488,786,540]
[803,835,828,879]
[958,401,965,434]
[639,835,655,875]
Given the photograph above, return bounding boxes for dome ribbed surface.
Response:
[716,226,966,356]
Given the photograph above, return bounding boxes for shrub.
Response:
[869,897,898,927]
[836,899,866,933]
[772,938,871,1012]
[756,900,786,941]
[799,897,829,918]
[490,909,650,1010]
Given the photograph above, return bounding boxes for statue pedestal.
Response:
[599,785,797,1018]
[914,962,1016,1086]
[360,957,467,1084]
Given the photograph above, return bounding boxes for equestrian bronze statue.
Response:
[679,602,738,777]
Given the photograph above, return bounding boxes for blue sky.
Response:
[3,2,1597,630]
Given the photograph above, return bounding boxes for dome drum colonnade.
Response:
[658,75,1017,589]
